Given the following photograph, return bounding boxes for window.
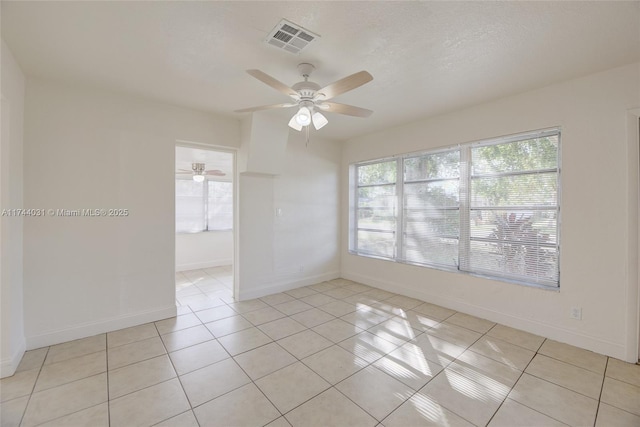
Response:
[176,179,233,233]
[349,128,560,288]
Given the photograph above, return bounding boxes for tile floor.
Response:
[2,267,640,427]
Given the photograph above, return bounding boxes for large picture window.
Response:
[176,179,233,233]
[349,128,560,288]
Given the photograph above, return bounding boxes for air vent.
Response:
[264,19,320,55]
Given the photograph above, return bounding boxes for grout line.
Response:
[593,357,610,426]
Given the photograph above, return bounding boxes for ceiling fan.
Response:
[234,63,373,131]
[176,163,225,182]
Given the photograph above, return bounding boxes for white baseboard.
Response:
[176,259,232,272]
[0,339,26,378]
[343,271,630,362]
[25,305,177,350]
[238,271,340,301]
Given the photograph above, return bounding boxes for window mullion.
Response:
[459,146,471,271]
[203,180,209,231]
[396,157,404,261]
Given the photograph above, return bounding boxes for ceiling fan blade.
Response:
[316,71,373,100]
[234,103,297,113]
[177,169,192,172]
[247,69,299,99]
[205,170,226,176]
[319,102,373,118]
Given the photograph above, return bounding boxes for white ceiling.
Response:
[2,1,639,141]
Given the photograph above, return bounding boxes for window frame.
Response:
[175,177,233,234]
[349,128,561,289]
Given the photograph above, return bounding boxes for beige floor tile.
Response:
[0,369,39,402]
[368,318,421,346]
[404,333,468,367]
[338,331,399,364]
[525,354,603,399]
[596,403,640,427]
[538,339,607,374]
[397,310,441,333]
[469,336,535,371]
[421,369,505,426]
[109,378,190,427]
[35,351,106,392]
[180,358,251,407]
[266,416,293,427]
[277,329,333,359]
[606,357,640,388]
[362,288,397,300]
[345,283,373,293]
[168,339,229,375]
[290,307,336,328]
[260,292,296,306]
[308,282,339,293]
[228,298,269,314]
[193,304,238,323]
[273,300,314,316]
[16,348,48,373]
[285,388,377,427]
[243,306,288,325]
[337,365,414,421]
[385,295,424,310]
[258,317,307,341]
[155,313,202,335]
[107,324,158,348]
[175,305,192,316]
[318,300,359,317]
[38,402,109,427]
[448,350,522,393]
[22,373,107,427]
[373,345,444,390]
[108,354,176,399]
[176,285,204,298]
[312,318,364,343]
[369,301,407,318]
[488,398,567,427]
[324,287,359,299]
[509,373,598,426]
[413,302,456,320]
[107,336,166,370]
[300,293,338,307]
[160,324,214,352]
[285,287,318,299]
[217,327,273,356]
[154,410,200,427]
[340,309,388,329]
[486,324,545,351]
[382,392,475,427]
[302,345,369,384]
[425,322,482,348]
[180,295,226,311]
[601,377,640,416]
[234,342,297,380]
[444,312,496,334]
[45,334,106,365]
[0,395,29,427]
[194,383,280,427]
[204,314,253,338]
[255,362,330,413]
[343,294,380,307]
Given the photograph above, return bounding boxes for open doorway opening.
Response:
[175,144,235,305]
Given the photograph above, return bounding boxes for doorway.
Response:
[174,144,236,306]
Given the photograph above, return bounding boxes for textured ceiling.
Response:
[2,1,639,141]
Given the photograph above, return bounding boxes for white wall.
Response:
[342,63,640,362]
[238,130,342,300]
[0,40,26,377]
[176,231,233,271]
[23,78,239,349]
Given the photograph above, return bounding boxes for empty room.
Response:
[1,1,639,426]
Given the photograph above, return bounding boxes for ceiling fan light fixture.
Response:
[312,111,328,130]
[288,114,303,131]
[294,106,312,126]
[192,174,205,183]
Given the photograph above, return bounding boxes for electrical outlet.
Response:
[570,307,582,320]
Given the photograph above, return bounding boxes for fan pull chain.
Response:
[305,125,310,147]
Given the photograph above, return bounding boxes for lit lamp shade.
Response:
[192,174,205,182]
[295,106,312,126]
[312,112,328,130]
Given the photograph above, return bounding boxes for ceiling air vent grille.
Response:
[265,19,320,55]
